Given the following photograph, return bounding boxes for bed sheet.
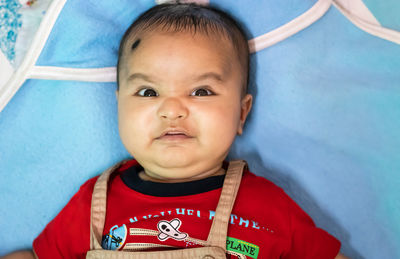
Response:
[0,0,399,258]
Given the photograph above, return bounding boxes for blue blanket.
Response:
[0,0,399,258]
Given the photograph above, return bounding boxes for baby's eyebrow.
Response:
[127,73,155,83]
[193,72,224,82]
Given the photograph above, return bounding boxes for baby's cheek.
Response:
[203,120,236,147]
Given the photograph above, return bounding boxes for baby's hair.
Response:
[117,3,250,95]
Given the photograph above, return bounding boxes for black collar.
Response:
[120,164,226,197]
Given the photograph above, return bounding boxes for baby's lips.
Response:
[157,128,193,139]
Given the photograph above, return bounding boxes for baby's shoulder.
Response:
[241,170,284,193]
[239,170,292,205]
[76,160,132,196]
[66,175,100,207]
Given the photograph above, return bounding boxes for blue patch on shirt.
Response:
[102,224,127,250]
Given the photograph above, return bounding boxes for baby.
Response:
[5,3,348,259]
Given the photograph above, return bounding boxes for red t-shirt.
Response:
[33,160,340,258]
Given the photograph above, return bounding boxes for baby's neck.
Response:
[138,168,226,183]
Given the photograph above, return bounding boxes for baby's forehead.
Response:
[122,30,239,76]
[117,25,248,94]
[121,28,239,69]
[124,26,234,53]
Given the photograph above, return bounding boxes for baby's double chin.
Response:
[142,163,225,183]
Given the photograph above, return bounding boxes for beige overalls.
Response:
[86,160,247,259]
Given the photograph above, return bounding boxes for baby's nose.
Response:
[157,97,188,120]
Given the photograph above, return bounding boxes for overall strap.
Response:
[206,160,247,250]
[90,160,128,250]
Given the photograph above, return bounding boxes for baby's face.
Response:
[117,30,252,181]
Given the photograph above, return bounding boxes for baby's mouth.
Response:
[157,129,193,140]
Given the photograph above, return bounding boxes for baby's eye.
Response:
[136,88,158,97]
[191,88,214,96]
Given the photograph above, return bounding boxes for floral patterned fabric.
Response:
[0,0,22,64]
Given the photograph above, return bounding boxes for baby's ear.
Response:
[237,94,253,135]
